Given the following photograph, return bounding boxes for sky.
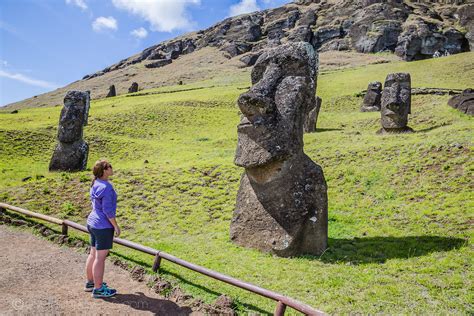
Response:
[0,0,290,106]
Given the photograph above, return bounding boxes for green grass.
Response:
[0,52,473,314]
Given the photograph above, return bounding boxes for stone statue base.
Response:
[230,153,328,257]
[49,140,89,172]
[377,126,414,134]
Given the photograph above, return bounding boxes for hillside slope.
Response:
[0,52,472,314]
[4,0,473,110]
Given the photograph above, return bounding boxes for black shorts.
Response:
[87,225,114,250]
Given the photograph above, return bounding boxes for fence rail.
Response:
[0,202,325,316]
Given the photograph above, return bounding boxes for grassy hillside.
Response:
[0,51,473,314]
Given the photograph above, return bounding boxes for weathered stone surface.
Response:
[128,82,139,93]
[239,52,261,67]
[447,88,474,116]
[145,59,172,69]
[49,91,89,171]
[106,85,116,98]
[378,73,413,134]
[304,96,322,132]
[361,81,382,112]
[231,42,328,257]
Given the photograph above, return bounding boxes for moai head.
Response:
[381,73,411,130]
[234,42,318,168]
[57,91,89,143]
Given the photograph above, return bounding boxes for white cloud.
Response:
[65,0,88,10]
[229,0,260,17]
[131,27,148,39]
[0,70,59,89]
[111,0,200,33]
[0,60,8,67]
[92,16,118,32]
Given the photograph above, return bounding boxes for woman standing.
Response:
[84,159,121,298]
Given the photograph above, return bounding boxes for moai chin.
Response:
[49,91,89,172]
[361,81,382,112]
[230,42,328,257]
[378,73,413,134]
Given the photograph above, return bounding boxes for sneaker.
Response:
[92,284,116,298]
[85,281,107,292]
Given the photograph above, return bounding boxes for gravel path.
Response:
[0,225,194,315]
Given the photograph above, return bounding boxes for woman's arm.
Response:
[108,217,121,237]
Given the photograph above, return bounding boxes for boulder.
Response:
[447,89,474,115]
[231,42,328,257]
[145,59,172,68]
[361,81,382,112]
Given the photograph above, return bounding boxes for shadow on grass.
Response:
[416,124,449,133]
[302,236,467,264]
[315,128,343,132]
[111,252,272,315]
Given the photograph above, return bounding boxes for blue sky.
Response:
[0,0,289,106]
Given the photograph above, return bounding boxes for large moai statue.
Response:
[361,81,382,112]
[106,85,116,97]
[304,96,322,133]
[128,82,138,93]
[378,73,413,134]
[49,91,90,172]
[230,42,328,257]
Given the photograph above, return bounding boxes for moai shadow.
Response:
[230,42,328,257]
[49,91,90,172]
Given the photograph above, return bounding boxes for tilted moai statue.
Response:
[304,96,322,133]
[230,42,328,257]
[361,81,382,112]
[49,91,90,172]
[128,82,138,93]
[106,84,116,97]
[378,73,413,134]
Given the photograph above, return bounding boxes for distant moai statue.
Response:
[230,42,328,257]
[128,82,138,93]
[106,85,116,97]
[49,91,90,171]
[361,81,382,112]
[378,73,413,134]
[304,96,322,133]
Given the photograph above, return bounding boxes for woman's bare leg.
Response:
[85,247,96,282]
[93,249,109,289]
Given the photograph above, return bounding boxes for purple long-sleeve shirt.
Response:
[87,179,117,229]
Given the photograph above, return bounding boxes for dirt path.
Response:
[0,225,194,315]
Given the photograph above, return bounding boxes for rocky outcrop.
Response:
[49,91,89,171]
[361,81,382,112]
[448,88,474,115]
[231,42,328,257]
[80,1,473,80]
[378,73,414,134]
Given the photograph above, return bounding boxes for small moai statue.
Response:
[230,42,328,257]
[378,73,414,134]
[49,91,90,171]
[361,81,382,112]
[128,82,138,93]
[106,85,116,97]
[304,96,322,133]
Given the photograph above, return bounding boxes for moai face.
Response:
[58,91,88,143]
[234,42,317,168]
[381,73,411,129]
